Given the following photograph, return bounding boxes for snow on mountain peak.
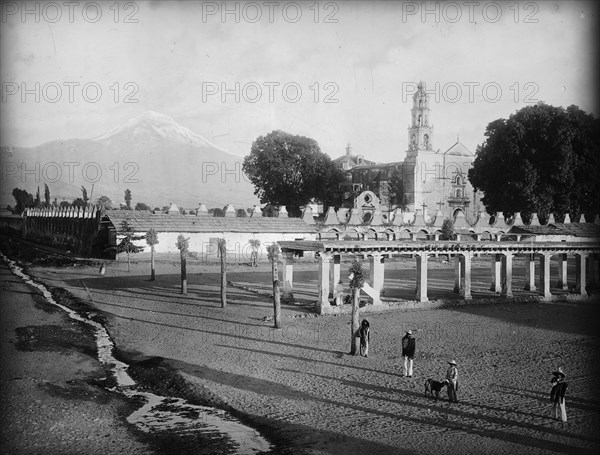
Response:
[93,111,226,150]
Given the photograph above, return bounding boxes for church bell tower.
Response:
[407,81,434,156]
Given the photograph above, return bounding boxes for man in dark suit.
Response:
[402,330,416,377]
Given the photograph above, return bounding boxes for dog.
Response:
[424,378,449,400]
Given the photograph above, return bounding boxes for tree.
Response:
[81,186,89,207]
[348,259,365,356]
[243,130,345,216]
[11,188,34,214]
[52,197,58,208]
[218,238,227,308]
[387,170,406,210]
[468,103,600,219]
[44,184,51,208]
[267,244,281,328]
[59,201,71,208]
[176,234,190,294]
[124,189,132,209]
[440,218,455,240]
[236,208,247,217]
[248,239,260,267]
[72,197,86,208]
[112,221,145,271]
[135,202,152,211]
[211,208,225,217]
[97,195,112,211]
[146,228,159,281]
[34,186,41,208]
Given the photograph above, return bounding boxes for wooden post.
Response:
[348,259,364,356]
[273,280,281,328]
[180,250,187,294]
[150,244,156,281]
[268,244,281,328]
[350,288,360,356]
[219,239,227,308]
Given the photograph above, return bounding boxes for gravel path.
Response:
[9,255,600,454]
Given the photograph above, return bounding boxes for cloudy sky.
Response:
[1,0,597,163]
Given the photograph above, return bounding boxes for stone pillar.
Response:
[369,254,385,294]
[501,252,513,298]
[524,254,537,291]
[490,254,501,293]
[415,253,429,303]
[317,254,331,310]
[282,251,294,301]
[539,253,552,300]
[454,254,462,293]
[460,252,472,300]
[329,254,341,297]
[575,253,587,295]
[557,254,568,290]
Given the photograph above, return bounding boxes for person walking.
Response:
[359,319,370,357]
[446,360,459,402]
[401,330,416,377]
[550,367,568,422]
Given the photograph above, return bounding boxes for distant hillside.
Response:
[0,111,259,210]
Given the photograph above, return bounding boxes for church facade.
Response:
[334,82,482,222]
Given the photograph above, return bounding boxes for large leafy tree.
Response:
[243,130,345,216]
[468,103,600,219]
[11,188,34,214]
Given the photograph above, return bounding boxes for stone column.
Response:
[369,254,385,294]
[557,254,568,290]
[415,253,429,303]
[575,253,587,295]
[501,252,513,298]
[329,254,341,297]
[460,252,472,300]
[490,254,502,293]
[454,254,462,293]
[524,254,537,291]
[317,254,331,310]
[281,251,294,301]
[539,253,552,300]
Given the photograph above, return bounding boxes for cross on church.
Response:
[421,202,427,214]
[436,201,445,210]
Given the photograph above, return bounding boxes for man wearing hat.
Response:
[446,360,459,402]
[401,330,416,377]
[550,367,568,421]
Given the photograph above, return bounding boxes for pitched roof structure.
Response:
[443,140,473,157]
[105,210,316,234]
[509,223,600,238]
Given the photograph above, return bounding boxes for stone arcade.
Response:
[278,219,600,314]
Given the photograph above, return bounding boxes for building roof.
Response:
[509,223,600,238]
[105,210,316,234]
[333,154,376,168]
[444,140,473,157]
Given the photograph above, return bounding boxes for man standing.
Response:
[446,360,459,402]
[550,367,568,422]
[401,330,416,377]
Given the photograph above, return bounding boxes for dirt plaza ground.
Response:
[1,250,588,455]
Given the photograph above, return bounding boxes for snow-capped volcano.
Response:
[94,110,226,151]
[2,111,259,208]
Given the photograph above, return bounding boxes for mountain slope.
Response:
[1,112,259,209]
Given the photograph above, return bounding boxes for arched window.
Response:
[456,189,462,198]
[456,175,462,185]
